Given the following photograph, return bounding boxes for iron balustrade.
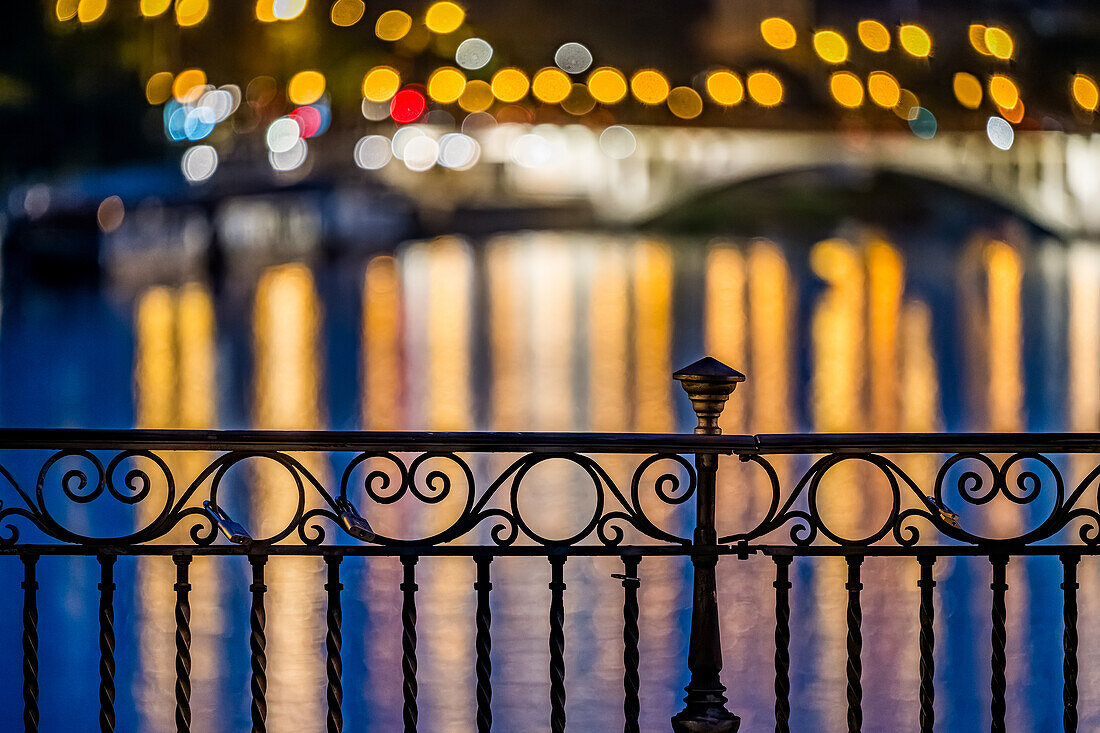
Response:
[0,358,1099,731]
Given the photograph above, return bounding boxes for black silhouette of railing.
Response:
[2,358,1100,732]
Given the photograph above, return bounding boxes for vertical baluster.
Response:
[773,555,792,733]
[990,555,1008,733]
[1061,553,1079,733]
[549,555,567,733]
[917,555,936,733]
[22,554,39,733]
[401,555,419,733]
[98,555,116,733]
[845,555,864,733]
[249,554,268,733]
[474,555,493,733]
[325,555,343,733]
[619,555,641,733]
[174,555,193,733]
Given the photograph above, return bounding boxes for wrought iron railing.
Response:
[2,358,1100,732]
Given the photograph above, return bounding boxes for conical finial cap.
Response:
[673,357,745,435]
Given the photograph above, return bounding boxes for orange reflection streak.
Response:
[363,255,404,430]
[867,240,903,431]
[588,240,630,434]
[748,240,793,433]
[985,241,1025,433]
[426,237,473,432]
[252,263,325,731]
[634,240,673,433]
[705,243,746,433]
[488,236,529,430]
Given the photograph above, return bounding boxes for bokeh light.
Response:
[403,136,439,171]
[376,10,412,41]
[425,1,464,34]
[290,105,322,137]
[172,69,207,103]
[175,0,209,27]
[988,74,1019,109]
[56,0,79,22]
[561,83,596,115]
[599,126,636,158]
[181,145,218,182]
[390,88,427,123]
[458,80,494,112]
[427,67,466,104]
[183,107,215,140]
[667,87,703,119]
[362,67,400,102]
[141,0,171,17]
[986,116,1014,150]
[330,0,365,26]
[96,196,125,233]
[146,72,174,105]
[984,27,1013,60]
[953,72,983,109]
[391,126,425,159]
[760,18,796,50]
[288,71,325,106]
[858,20,890,52]
[491,68,530,103]
[437,133,480,169]
[829,72,864,108]
[269,139,308,171]
[999,99,1024,124]
[455,38,492,70]
[555,43,593,74]
[271,0,306,20]
[354,135,392,170]
[898,25,932,57]
[630,70,670,105]
[77,0,107,24]
[908,107,937,138]
[266,117,301,153]
[532,68,572,104]
[747,71,783,106]
[256,0,276,22]
[587,67,627,104]
[894,89,920,120]
[813,30,848,64]
[1072,74,1099,112]
[867,71,900,108]
[969,24,991,55]
[705,70,743,106]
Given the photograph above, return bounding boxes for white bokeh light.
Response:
[181,145,218,182]
[266,117,301,153]
[599,125,637,159]
[354,135,393,170]
[456,38,493,70]
[986,116,1014,150]
[403,136,440,171]
[269,138,308,171]
[512,133,553,168]
[438,133,480,170]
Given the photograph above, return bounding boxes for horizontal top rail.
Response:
[0,428,1098,454]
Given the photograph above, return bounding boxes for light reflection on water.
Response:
[4,228,1100,731]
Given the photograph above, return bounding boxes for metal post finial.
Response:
[674,357,746,435]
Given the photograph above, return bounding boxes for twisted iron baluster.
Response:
[249,555,268,733]
[619,555,641,733]
[773,555,792,733]
[917,555,936,733]
[325,555,343,733]
[990,555,1008,733]
[401,555,419,733]
[98,555,117,733]
[1062,553,1079,733]
[22,554,39,733]
[173,555,193,733]
[549,555,567,733]
[474,555,493,733]
[845,555,863,733]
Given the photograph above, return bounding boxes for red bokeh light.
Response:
[290,105,322,138]
[390,89,427,123]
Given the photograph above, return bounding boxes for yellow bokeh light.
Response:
[272,0,306,19]
[953,72,982,109]
[425,1,464,34]
[893,89,919,120]
[667,86,703,119]
[288,70,326,105]
[56,0,79,21]
[898,24,932,57]
[491,68,529,103]
[813,30,848,64]
[376,10,412,41]
[175,0,209,27]
[587,67,627,104]
[141,0,171,17]
[969,24,991,55]
[532,68,572,104]
[77,0,107,23]
[561,83,596,115]
[999,99,1025,124]
[705,70,743,106]
[172,68,206,103]
[256,0,276,22]
[867,71,900,108]
[858,20,890,52]
[984,27,1013,60]
[145,71,174,105]
[630,69,670,105]
[459,79,494,112]
[427,67,466,104]
[760,17,796,50]
[747,71,783,106]
[362,66,400,102]
[988,74,1019,109]
[1072,74,1099,112]
[830,72,864,108]
[330,0,365,26]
